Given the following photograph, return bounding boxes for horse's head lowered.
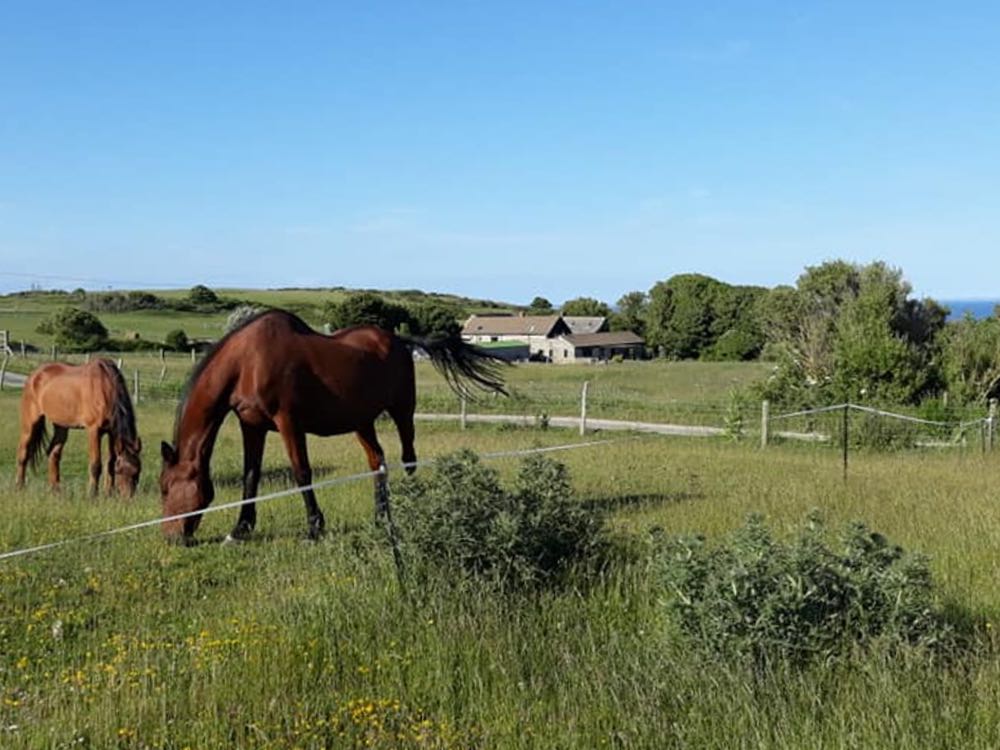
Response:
[114,437,142,498]
[159,441,214,539]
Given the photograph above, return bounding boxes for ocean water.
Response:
[941,300,998,320]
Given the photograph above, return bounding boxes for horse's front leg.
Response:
[228,422,267,541]
[105,438,117,495]
[274,415,324,540]
[86,427,102,496]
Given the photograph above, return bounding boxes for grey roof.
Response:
[563,316,607,334]
[462,315,566,336]
[562,331,645,347]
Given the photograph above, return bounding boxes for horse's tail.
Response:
[95,359,139,448]
[24,416,49,470]
[399,332,509,399]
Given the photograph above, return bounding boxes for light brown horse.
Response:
[159,309,506,541]
[16,359,142,497]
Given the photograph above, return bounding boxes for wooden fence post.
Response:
[190,348,196,363]
[760,400,770,448]
[580,381,590,436]
[0,355,8,391]
[159,348,167,383]
[460,395,467,430]
[51,344,57,360]
[133,369,140,403]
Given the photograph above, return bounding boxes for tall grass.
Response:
[2,392,1000,747]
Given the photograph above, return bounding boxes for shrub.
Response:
[188,284,219,305]
[164,329,189,351]
[659,513,959,665]
[37,307,109,351]
[393,450,607,589]
[224,305,265,333]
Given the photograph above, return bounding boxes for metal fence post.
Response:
[760,400,770,448]
[842,404,849,482]
[580,381,589,436]
[989,399,997,451]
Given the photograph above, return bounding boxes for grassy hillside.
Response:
[0,286,518,351]
[1,391,1000,748]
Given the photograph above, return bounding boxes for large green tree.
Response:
[645,274,764,360]
[940,315,1000,404]
[759,261,946,405]
[561,297,611,317]
[408,301,462,337]
[324,292,412,332]
[609,291,648,337]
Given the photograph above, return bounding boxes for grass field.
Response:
[0,287,516,351]
[2,385,1000,748]
[3,351,772,426]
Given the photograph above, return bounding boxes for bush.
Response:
[188,284,219,306]
[37,307,109,351]
[223,305,265,333]
[393,450,608,589]
[659,513,960,665]
[164,329,189,351]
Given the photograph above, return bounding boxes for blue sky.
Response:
[1,2,998,305]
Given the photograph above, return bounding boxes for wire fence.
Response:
[1,349,997,456]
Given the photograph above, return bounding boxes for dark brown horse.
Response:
[159,309,506,541]
[16,359,142,497]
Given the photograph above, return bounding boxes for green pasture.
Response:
[3,350,771,427]
[2,389,1000,748]
[0,287,517,352]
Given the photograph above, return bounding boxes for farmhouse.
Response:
[462,314,645,362]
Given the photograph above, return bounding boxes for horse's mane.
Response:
[95,359,138,448]
[172,308,315,444]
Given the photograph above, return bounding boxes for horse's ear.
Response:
[160,441,177,465]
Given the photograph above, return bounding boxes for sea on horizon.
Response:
[941,299,998,320]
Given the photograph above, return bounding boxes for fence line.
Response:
[0,436,635,563]
[770,402,991,430]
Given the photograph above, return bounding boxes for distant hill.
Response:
[0,286,522,350]
[941,300,998,320]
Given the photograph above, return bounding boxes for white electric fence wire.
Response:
[771,402,989,430]
[0,437,629,563]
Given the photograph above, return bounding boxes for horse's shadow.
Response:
[211,463,341,487]
[581,490,703,514]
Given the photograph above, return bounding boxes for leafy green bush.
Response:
[164,329,189,351]
[659,513,959,664]
[393,450,608,589]
[36,307,109,351]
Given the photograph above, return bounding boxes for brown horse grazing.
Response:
[16,359,142,497]
[159,309,506,541]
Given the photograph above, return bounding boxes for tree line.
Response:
[23,264,1000,407]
